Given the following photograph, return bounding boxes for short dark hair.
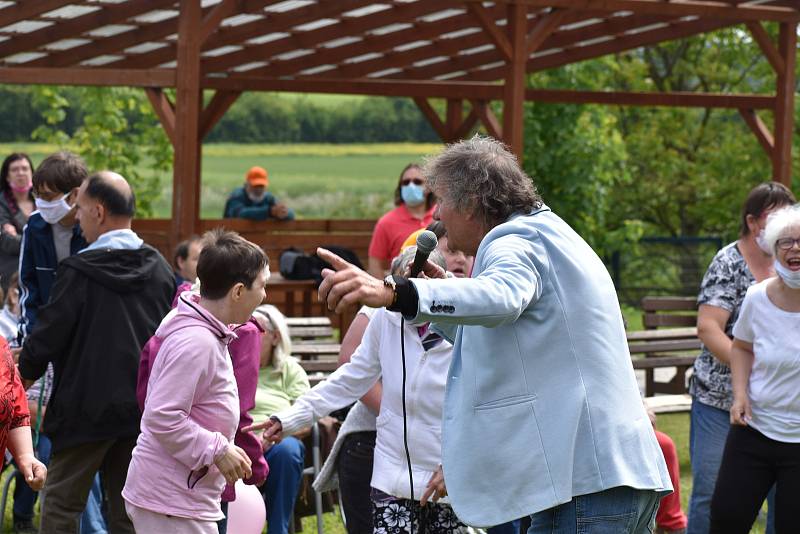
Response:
[0,153,34,192]
[740,182,796,236]
[85,173,136,217]
[197,229,268,300]
[173,235,202,268]
[32,151,87,195]
[393,163,435,210]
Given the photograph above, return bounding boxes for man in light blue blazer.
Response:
[318,136,672,532]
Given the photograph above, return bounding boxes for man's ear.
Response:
[230,282,245,302]
[96,202,107,224]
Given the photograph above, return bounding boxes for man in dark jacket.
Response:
[18,171,175,534]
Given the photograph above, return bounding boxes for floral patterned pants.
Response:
[371,489,466,534]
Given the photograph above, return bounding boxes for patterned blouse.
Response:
[0,337,30,458]
[689,242,755,411]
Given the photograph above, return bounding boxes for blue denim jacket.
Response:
[410,206,672,526]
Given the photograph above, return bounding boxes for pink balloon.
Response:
[227,480,267,534]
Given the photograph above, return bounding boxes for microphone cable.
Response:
[400,316,416,534]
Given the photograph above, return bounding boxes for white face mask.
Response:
[755,230,772,255]
[247,191,267,204]
[35,197,73,225]
[775,260,800,289]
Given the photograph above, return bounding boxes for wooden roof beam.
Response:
[0,0,75,29]
[204,75,503,100]
[199,90,242,139]
[0,0,176,61]
[115,0,372,70]
[257,5,488,78]
[200,0,242,44]
[0,66,175,87]
[462,16,733,81]
[526,9,568,56]
[738,108,774,156]
[414,97,449,140]
[745,21,785,76]
[471,100,502,139]
[385,11,667,81]
[466,3,512,61]
[204,0,454,75]
[144,87,176,145]
[524,88,775,109]
[461,0,800,23]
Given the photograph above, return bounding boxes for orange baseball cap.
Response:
[246,166,268,187]
[401,229,426,251]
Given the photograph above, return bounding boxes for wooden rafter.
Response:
[461,0,800,23]
[526,9,567,56]
[144,87,176,146]
[525,89,774,109]
[414,97,449,140]
[745,21,785,76]
[0,0,74,29]
[386,10,669,81]
[0,66,175,87]
[199,90,242,139]
[452,105,480,140]
[258,4,486,79]
[466,3,512,62]
[472,100,502,139]
[0,0,176,62]
[200,0,241,44]
[207,1,454,76]
[462,15,732,81]
[738,108,774,156]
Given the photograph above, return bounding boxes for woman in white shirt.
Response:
[247,246,468,534]
[710,204,800,534]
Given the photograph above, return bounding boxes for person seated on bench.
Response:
[223,166,294,221]
[247,247,470,534]
[689,182,794,534]
[249,304,310,534]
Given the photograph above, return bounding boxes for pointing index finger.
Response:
[316,247,352,271]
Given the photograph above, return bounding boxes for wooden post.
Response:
[773,22,796,187]
[445,99,463,142]
[503,2,527,159]
[173,0,203,242]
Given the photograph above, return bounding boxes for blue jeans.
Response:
[489,519,521,534]
[13,435,107,533]
[262,436,305,534]
[529,486,659,533]
[688,399,775,534]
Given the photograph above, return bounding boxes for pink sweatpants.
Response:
[124,501,219,534]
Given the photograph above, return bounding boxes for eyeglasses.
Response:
[400,178,424,186]
[776,237,800,250]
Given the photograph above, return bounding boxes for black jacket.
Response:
[19,244,175,452]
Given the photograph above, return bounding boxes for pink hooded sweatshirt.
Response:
[123,293,240,521]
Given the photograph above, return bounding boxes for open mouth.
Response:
[787,257,800,271]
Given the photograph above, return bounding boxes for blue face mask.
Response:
[401,183,426,207]
[775,260,800,289]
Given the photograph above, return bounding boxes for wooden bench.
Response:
[629,296,700,396]
[644,394,692,414]
[286,316,336,343]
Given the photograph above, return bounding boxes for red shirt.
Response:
[368,204,435,262]
[0,338,30,458]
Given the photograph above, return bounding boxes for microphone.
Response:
[409,230,438,278]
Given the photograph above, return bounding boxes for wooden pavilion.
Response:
[0,0,797,247]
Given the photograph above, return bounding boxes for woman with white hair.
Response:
[709,204,800,534]
[249,304,311,534]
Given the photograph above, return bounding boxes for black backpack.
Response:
[279,246,363,286]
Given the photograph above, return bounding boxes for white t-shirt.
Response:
[733,279,800,442]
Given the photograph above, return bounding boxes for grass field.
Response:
[1,143,444,220]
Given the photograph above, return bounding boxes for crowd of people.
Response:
[0,143,796,534]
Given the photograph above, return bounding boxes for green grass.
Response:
[0,142,444,220]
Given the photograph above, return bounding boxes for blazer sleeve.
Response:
[142,333,229,471]
[412,234,543,328]
[18,266,85,382]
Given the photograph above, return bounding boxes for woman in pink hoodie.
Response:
[123,229,268,533]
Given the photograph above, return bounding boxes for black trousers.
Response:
[337,431,377,534]
[710,424,800,534]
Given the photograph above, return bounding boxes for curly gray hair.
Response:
[764,204,800,254]
[423,136,542,229]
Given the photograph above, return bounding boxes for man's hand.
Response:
[270,203,290,219]
[16,452,46,491]
[402,259,448,280]
[421,465,447,506]
[214,443,252,485]
[317,248,394,313]
[2,223,17,237]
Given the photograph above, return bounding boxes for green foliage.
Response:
[30,86,172,217]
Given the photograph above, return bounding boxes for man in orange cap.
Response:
[223,166,294,220]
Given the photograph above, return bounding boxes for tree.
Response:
[31,86,172,217]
